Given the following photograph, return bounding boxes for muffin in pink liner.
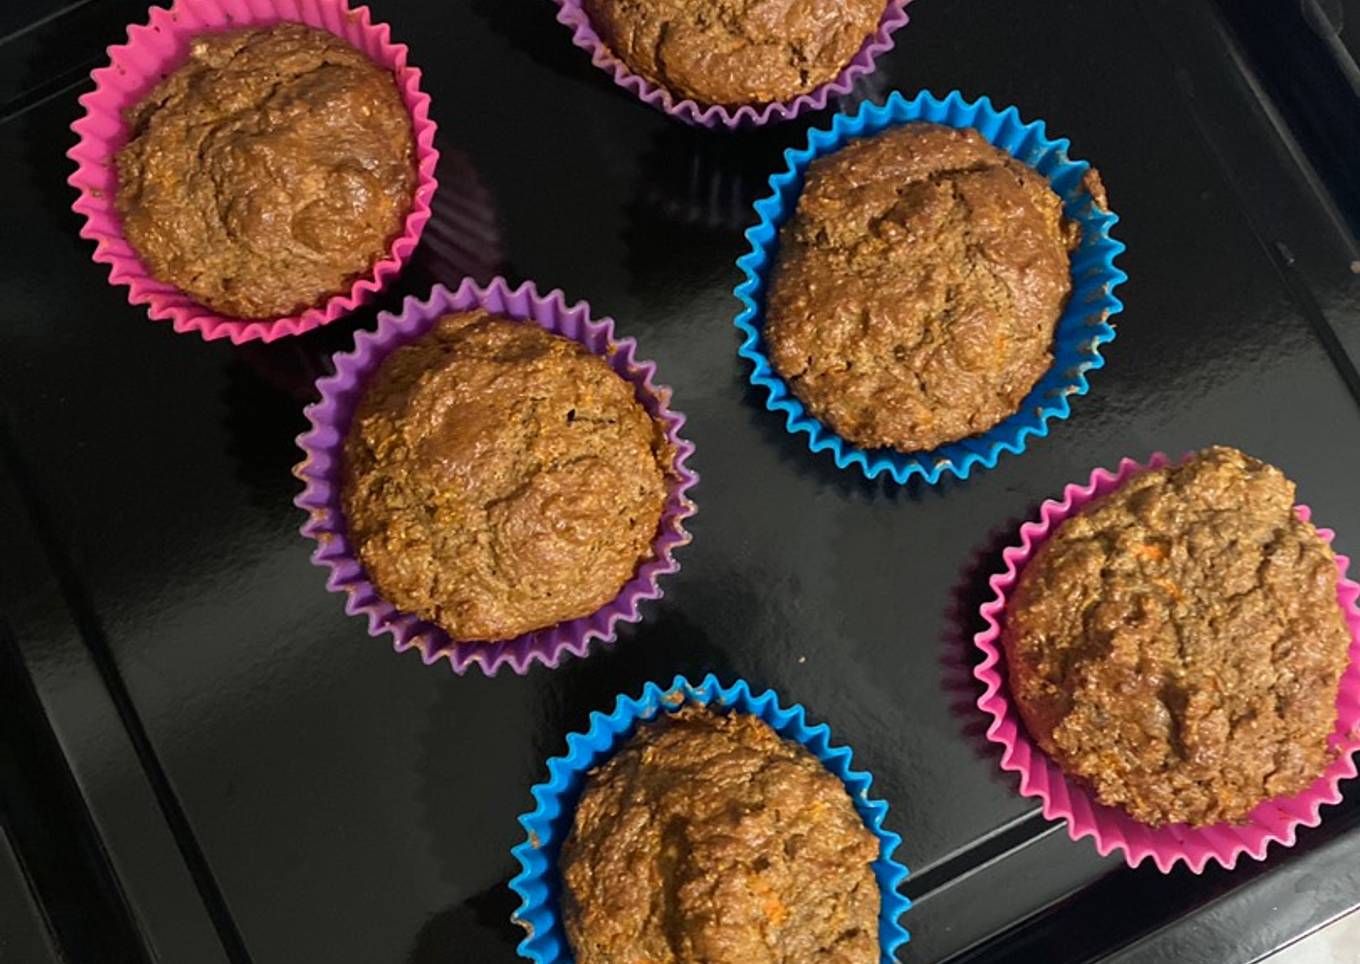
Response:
[67,0,439,344]
[551,0,912,129]
[973,453,1360,873]
[293,277,698,676]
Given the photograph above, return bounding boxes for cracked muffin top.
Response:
[340,310,672,642]
[1004,446,1352,827]
[560,706,882,964]
[583,0,885,106]
[116,23,415,319]
[765,123,1099,454]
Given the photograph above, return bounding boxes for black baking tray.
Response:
[3,1,1360,962]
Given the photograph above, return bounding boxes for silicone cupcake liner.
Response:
[293,277,698,676]
[973,453,1360,873]
[67,0,439,344]
[509,674,911,962]
[734,90,1127,484]
[551,0,912,129]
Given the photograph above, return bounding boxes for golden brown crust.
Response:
[340,311,671,642]
[116,23,415,319]
[1004,447,1351,827]
[584,0,884,106]
[765,123,1081,454]
[560,707,881,963]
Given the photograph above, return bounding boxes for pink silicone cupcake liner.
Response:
[67,0,439,344]
[973,452,1360,873]
[293,277,699,676]
[551,0,912,128]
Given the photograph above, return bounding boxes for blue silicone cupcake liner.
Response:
[734,90,1128,484]
[509,674,911,962]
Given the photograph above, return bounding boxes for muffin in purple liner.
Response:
[551,0,912,128]
[293,277,698,676]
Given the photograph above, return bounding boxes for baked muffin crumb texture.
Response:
[341,310,671,642]
[584,0,885,106]
[765,123,1084,454]
[1004,446,1351,827]
[560,706,881,963]
[116,23,416,319]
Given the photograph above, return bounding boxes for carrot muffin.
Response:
[341,310,671,642]
[1004,447,1351,827]
[584,0,884,106]
[560,707,881,963]
[116,23,415,319]
[765,123,1101,454]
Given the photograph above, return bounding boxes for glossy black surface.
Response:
[2,1,1359,962]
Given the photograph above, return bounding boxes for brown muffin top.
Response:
[765,123,1091,454]
[116,23,415,319]
[1004,447,1351,827]
[340,311,671,642]
[584,0,884,106]
[560,707,881,964]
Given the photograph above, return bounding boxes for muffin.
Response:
[115,22,416,319]
[559,706,881,963]
[584,0,885,106]
[1003,447,1351,827]
[340,310,672,642]
[764,123,1103,454]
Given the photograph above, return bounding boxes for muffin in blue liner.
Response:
[509,674,911,962]
[733,90,1127,484]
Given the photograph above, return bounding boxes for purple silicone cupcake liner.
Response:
[551,0,912,129]
[293,276,698,676]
